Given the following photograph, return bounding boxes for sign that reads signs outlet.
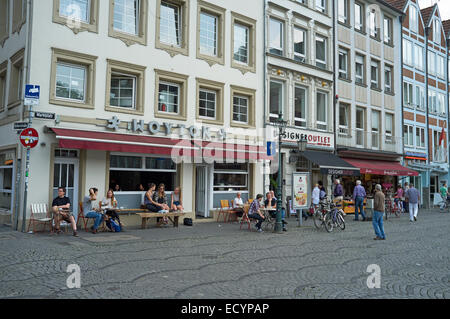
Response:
[272,127,334,150]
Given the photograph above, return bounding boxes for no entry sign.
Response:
[20,128,39,148]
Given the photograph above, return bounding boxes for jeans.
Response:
[85,211,104,230]
[409,203,419,221]
[354,196,365,220]
[248,213,265,229]
[372,210,386,239]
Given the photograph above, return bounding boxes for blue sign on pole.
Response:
[25,85,40,99]
[267,141,276,156]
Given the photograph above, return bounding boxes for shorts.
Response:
[173,201,181,206]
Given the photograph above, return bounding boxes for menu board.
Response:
[292,173,310,209]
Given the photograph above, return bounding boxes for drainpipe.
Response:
[332,0,337,156]
[425,26,430,209]
[400,16,404,165]
[263,0,267,194]
[446,38,450,184]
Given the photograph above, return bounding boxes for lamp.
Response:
[298,136,307,152]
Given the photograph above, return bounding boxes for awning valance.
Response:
[342,158,419,176]
[49,128,271,161]
[300,151,360,176]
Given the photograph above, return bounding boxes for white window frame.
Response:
[315,0,326,13]
[414,44,423,70]
[232,94,249,124]
[315,35,327,69]
[316,90,328,131]
[370,60,379,89]
[55,61,87,103]
[384,17,392,44]
[199,11,219,57]
[355,54,364,84]
[293,26,306,63]
[113,0,140,35]
[269,17,284,56]
[403,81,413,107]
[110,72,137,110]
[384,65,392,93]
[338,48,348,79]
[338,0,347,24]
[158,81,180,114]
[159,0,182,47]
[354,2,363,31]
[385,113,393,142]
[409,5,418,34]
[59,0,91,23]
[269,80,284,121]
[294,85,307,128]
[416,127,425,148]
[233,22,249,65]
[199,88,217,120]
[404,124,414,147]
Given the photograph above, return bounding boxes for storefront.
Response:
[0,150,16,218]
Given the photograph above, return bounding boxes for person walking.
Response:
[405,183,420,222]
[395,184,404,212]
[353,180,366,221]
[439,182,448,210]
[373,184,386,240]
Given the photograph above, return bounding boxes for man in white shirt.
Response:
[233,192,244,217]
[312,183,320,206]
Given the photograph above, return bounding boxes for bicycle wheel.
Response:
[337,211,346,230]
[313,209,324,229]
[324,212,334,233]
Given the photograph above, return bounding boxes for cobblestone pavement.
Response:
[0,209,449,299]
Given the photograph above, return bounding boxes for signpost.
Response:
[21,84,40,232]
[34,111,55,120]
[14,122,29,131]
[292,172,310,227]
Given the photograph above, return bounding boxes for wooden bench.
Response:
[137,212,186,229]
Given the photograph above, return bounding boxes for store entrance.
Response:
[53,157,79,219]
[195,165,211,218]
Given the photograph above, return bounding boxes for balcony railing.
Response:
[337,128,401,153]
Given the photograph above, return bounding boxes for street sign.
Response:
[24,84,40,106]
[14,122,29,130]
[34,111,55,120]
[19,128,39,148]
[267,141,276,156]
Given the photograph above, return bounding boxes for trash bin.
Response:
[365,198,374,220]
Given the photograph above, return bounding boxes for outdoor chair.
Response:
[240,204,256,231]
[78,202,106,232]
[217,200,237,223]
[27,203,52,233]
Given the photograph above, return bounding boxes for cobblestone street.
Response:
[0,209,449,299]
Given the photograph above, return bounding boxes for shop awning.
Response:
[49,127,271,161]
[301,151,361,176]
[342,158,419,176]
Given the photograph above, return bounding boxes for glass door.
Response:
[196,166,209,218]
[53,158,79,219]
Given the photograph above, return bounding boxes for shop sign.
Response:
[273,127,334,150]
[106,116,227,141]
[404,151,427,160]
[321,168,361,176]
[292,172,310,209]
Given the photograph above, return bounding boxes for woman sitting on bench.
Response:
[171,187,183,212]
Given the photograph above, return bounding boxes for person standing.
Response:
[406,183,420,222]
[353,180,366,221]
[312,183,320,207]
[439,182,447,208]
[333,179,344,201]
[403,182,410,214]
[373,184,386,240]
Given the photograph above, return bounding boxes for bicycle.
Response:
[385,197,402,219]
[312,197,331,230]
[324,201,345,232]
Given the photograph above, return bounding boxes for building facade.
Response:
[0,0,268,229]
[334,0,412,197]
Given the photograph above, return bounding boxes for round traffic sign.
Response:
[20,128,39,148]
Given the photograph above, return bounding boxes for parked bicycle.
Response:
[323,200,345,232]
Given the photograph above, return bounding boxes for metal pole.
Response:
[13,158,21,231]
[275,117,283,233]
[21,103,33,232]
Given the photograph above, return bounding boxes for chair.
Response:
[78,202,106,232]
[240,204,252,230]
[217,200,237,223]
[248,199,254,204]
[27,204,52,233]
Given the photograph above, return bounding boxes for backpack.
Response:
[107,219,121,232]
[183,218,193,226]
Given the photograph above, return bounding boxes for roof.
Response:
[420,5,436,27]
[442,19,450,38]
[377,0,405,15]
[382,0,407,12]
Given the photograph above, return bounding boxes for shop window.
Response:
[213,163,248,192]
[110,155,177,191]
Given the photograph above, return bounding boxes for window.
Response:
[403,82,413,107]
[384,65,392,93]
[384,17,392,44]
[437,55,445,78]
[8,48,24,108]
[197,1,225,65]
[385,113,393,142]
[416,85,425,110]
[404,125,413,146]
[158,82,179,114]
[55,63,86,102]
[154,69,188,120]
[293,27,306,63]
[105,59,146,115]
[214,163,249,193]
[315,0,326,13]
[156,0,189,57]
[196,78,224,125]
[428,51,436,75]
[428,90,437,113]
[409,5,418,33]
[269,18,284,56]
[354,2,363,32]
[371,110,380,148]
[434,19,441,44]
[370,60,379,89]
[315,35,327,69]
[0,61,6,112]
[12,0,26,34]
[437,93,445,115]
[355,54,365,84]
[369,10,378,38]
[50,48,97,109]
[53,0,99,33]
[230,85,255,128]
[414,44,423,70]
[356,107,365,146]
[339,103,350,135]
[231,13,256,73]
[294,86,307,128]
[316,91,327,131]
[338,0,348,24]
[110,155,177,192]
[416,127,425,148]
[269,80,283,122]
[403,39,412,66]
[108,0,147,46]
[338,48,349,79]
[0,0,8,46]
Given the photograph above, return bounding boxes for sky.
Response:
[418,0,450,20]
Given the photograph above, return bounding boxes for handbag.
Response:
[183,218,193,226]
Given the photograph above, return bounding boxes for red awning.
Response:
[342,158,419,176]
[49,128,271,161]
